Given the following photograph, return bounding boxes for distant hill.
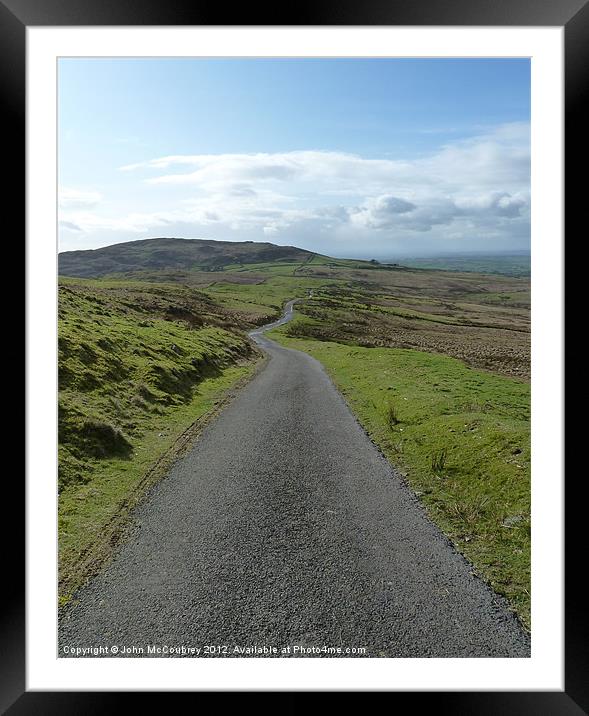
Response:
[58,237,316,278]
[396,253,530,278]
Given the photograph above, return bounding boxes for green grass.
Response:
[59,361,258,603]
[270,324,531,627]
[59,283,255,488]
[58,279,261,600]
[203,273,343,319]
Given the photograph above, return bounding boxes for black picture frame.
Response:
[11,0,583,711]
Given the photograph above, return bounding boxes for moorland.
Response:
[58,237,531,626]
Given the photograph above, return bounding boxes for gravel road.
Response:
[59,300,530,658]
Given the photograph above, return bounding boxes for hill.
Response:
[58,237,317,278]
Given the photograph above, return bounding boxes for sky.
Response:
[58,58,530,258]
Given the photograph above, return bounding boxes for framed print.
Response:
[10,0,584,710]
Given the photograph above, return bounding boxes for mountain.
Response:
[58,238,316,278]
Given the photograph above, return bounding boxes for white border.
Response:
[26,26,564,691]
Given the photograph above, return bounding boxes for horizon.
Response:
[59,58,530,257]
[57,234,531,263]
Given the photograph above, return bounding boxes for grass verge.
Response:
[58,278,263,605]
[270,326,531,628]
[59,359,262,606]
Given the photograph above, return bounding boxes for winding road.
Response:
[59,300,530,657]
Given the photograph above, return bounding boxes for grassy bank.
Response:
[270,325,531,627]
[58,279,261,602]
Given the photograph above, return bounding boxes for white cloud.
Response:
[60,122,530,254]
[350,189,529,233]
[454,191,528,218]
[349,195,417,230]
[59,187,102,209]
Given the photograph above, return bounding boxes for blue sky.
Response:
[58,58,530,258]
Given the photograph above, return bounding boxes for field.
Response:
[206,255,530,379]
[58,243,530,624]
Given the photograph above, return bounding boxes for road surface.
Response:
[59,300,530,657]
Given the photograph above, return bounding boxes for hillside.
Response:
[58,277,264,598]
[58,279,259,492]
[58,237,316,278]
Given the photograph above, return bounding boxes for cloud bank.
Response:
[59,122,530,256]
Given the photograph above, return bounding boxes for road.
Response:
[59,300,530,657]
